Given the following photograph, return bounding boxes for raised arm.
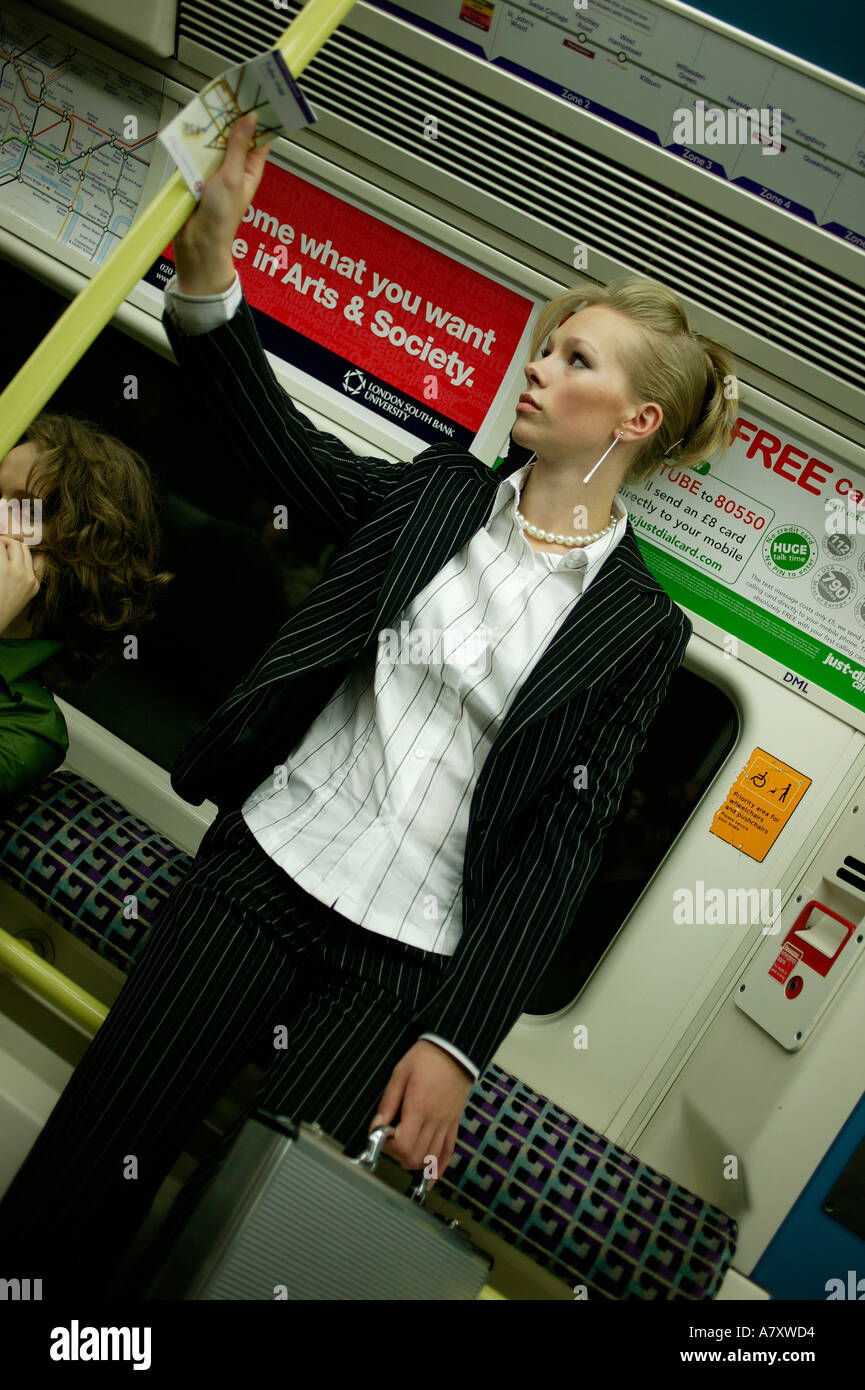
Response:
[166,113,411,538]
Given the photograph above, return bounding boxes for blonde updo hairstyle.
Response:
[531,275,739,488]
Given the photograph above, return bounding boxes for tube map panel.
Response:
[0,10,161,265]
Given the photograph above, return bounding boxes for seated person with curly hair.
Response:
[0,413,173,815]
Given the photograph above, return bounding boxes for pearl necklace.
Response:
[515,500,616,547]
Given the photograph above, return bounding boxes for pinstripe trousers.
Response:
[0,804,451,1299]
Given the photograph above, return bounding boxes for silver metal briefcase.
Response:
[144,1110,492,1300]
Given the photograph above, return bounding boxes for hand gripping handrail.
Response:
[0,0,358,460]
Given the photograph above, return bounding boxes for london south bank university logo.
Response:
[343,369,367,395]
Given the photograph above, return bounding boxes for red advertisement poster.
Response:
[148,163,534,447]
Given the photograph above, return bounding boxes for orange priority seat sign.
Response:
[710,747,811,863]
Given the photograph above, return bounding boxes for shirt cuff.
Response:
[164,270,243,334]
[418,1033,479,1082]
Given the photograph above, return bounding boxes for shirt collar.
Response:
[487,460,629,580]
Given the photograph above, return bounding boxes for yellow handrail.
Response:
[0,0,358,460]
[0,925,107,1033]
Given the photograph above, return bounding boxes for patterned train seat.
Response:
[0,771,737,1298]
[436,1068,736,1298]
[1,772,189,974]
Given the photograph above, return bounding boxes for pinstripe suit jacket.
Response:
[162,295,693,1076]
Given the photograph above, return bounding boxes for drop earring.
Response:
[582,430,623,484]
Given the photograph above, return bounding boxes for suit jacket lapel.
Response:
[489,531,663,756]
[223,460,665,747]
[366,458,667,757]
[368,458,502,636]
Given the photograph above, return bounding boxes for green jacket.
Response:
[0,638,69,818]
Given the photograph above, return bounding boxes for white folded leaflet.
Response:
[159,49,317,200]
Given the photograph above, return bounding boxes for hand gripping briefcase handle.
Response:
[347,1124,429,1205]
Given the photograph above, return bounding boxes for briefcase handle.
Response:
[348,1124,428,1206]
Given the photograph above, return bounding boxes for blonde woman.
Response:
[0,115,737,1297]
